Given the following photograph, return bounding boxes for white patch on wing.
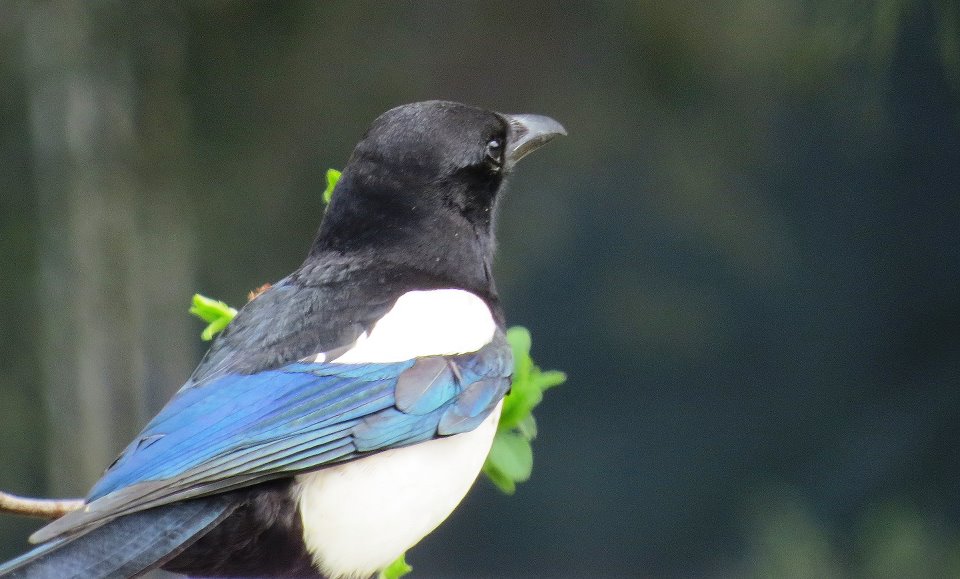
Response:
[296,401,502,579]
[308,289,496,364]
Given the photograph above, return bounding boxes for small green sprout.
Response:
[322,168,341,204]
[188,294,237,341]
[379,553,413,579]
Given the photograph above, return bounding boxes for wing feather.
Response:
[31,337,512,544]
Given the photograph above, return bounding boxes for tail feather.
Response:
[0,496,236,579]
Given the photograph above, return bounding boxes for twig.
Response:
[0,490,83,519]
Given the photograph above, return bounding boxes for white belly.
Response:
[295,401,501,579]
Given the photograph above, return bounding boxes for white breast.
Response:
[295,289,500,579]
[296,401,501,579]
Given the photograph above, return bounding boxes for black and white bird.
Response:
[0,100,565,578]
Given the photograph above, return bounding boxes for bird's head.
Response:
[354,100,566,180]
[316,101,565,253]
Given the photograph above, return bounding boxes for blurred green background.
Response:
[2,1,960,577]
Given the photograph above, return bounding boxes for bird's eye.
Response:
[485,138,504,168]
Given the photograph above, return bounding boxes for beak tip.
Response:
[504,113,567,165]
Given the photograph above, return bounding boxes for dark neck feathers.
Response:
[308,163,500,301]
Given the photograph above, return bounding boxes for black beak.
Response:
[503,113,567,168]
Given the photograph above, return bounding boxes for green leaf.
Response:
[189,294,237,341]
[497,388,540,432]
[483,431,533,495]
[482,326,565,493]
[517,413,537,439]
[200,316,230,341]
[506,326,532,378]
[323,168,342,204]
[483,459,517,495]
[380,553,413,579]
[532,370,567,392]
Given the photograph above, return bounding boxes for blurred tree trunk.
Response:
[23,2,195,497]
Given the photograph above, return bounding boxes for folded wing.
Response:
[31,337,512,543]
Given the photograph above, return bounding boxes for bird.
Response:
[0,100,565,579]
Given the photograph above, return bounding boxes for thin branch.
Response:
[0,490,82,520]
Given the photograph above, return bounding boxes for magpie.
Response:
[0,100,565,579]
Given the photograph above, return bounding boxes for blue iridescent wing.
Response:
[31,337,512,542]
